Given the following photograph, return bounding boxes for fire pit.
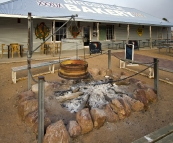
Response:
[58,59,89,79]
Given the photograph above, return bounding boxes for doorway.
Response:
[83,27,90,46]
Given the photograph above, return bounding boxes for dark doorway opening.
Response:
[83,27,90,46]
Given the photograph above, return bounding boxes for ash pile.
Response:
[56,81,129,113]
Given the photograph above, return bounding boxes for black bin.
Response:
[89,42,102,55]
[128,40,139,50]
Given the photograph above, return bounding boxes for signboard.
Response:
[124,44,139,67]
[137,27,143,36]
[125,44,134,61]
[37,0,146,18]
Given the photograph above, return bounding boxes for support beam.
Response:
[53,20,56,56]
[97,22,99,41]
[149,26,152,49]
[127,24,129,44]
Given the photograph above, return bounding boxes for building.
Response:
[0,0,173,53]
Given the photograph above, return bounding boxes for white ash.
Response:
[61,94,89,113]
[55,81,125,113]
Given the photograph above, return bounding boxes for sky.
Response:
[0,0,173,25]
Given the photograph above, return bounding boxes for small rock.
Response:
[111,99,126,120]
[89,68,100,76]
[18,90,36,103]
[18,99,38,120]
[32,82,50,94]
[145,88,157,103]
[76,108,93,134]
[133,89,149,110]
[67,120,81,137]
[122,94,144,112]
[103,104,119,123]
[90,108,106,129]
[43,120,70,143]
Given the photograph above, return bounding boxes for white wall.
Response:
[0,17,171,54]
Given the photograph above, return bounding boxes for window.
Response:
[106,25,114,40]
[52,22,66,41]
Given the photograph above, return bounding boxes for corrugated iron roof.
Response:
[0,0,172,26]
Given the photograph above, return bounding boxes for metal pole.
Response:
[167,27,168,43]
[53,20,56,57]
[38,76,45,143]
[154,58,159,98]
[108,50,111,69]
[27,12,32,90]
[83,42,85,61]
[76,42,78,59]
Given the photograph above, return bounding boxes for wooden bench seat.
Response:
[132,123,173,143]
[108,43,122,50]
[157,45,172,54]
[11,58,70,83]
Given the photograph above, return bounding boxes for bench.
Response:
[119,60,154,79]
[142,41,149,47]
[108,42,122,50]
[132,123,173,143]
[11,58,70,83]
[157,45,172,54]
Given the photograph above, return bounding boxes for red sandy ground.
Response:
[0,49,173,143]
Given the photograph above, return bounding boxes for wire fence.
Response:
[33,50,156,85]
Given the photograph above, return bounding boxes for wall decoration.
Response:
[137,27,143,36]
[35,22,50,41]
[68,26,81,38]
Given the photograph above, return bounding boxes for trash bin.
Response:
[129,40,139,50]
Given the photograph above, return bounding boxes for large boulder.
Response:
[25,110,38,126]
[122,94,144,112]
[76,108,93,134]
[33,116,51,135]
[111,99,126,120]
[89,68,100,76]
[103,104,119,123]
[105,69,113,76]
[118,98,131,117]
[120,71,129,76]
[90,108,106,129]
[133,89,149,110]
[25,110,51,135]
[144,88,157,103]
[43,120,70,143]
[18,99,38,120]
[136,81,147,89]
[100,69,107,77]
[32,82,51,94]
[67,120,81,137]
[18,90,36,103]
[128,78,140,84]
